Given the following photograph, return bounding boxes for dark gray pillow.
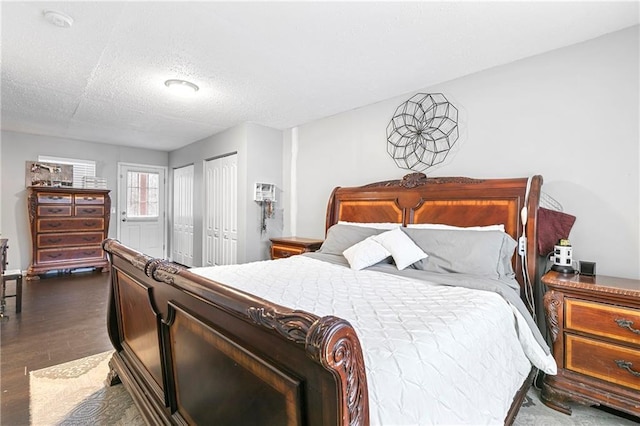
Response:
[318,224,388,255]
[401,227,517,279]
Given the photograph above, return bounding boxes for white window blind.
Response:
[37,155,96,188]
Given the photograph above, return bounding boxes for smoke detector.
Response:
[43,10,74,28]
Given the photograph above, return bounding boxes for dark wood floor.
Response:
[0,271,113,426]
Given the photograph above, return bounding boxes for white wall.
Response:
[169,122,283,265]
[245,123,285,260]
[0,136,2,237]
[287,26,639,279]
[0,131,168,270]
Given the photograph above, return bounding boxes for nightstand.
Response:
[541,270,640,418]
[270,237,323,260]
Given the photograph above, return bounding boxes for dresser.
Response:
[27,187,111,279]
[541,270,640,418]
[270,236,323,260]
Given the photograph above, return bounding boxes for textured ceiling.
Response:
[1,1,638,152]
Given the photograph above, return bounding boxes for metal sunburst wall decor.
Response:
[386,93,459,172]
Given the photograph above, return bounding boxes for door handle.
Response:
[121,211,127,222]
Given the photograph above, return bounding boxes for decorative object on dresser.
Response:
[25,161,73,187]
[542,270,640,418]
[27,187,111,280]
[386,93,459,171]
[269,236,323,260]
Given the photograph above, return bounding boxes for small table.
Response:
[1,239,23,316]
[270,237,324,260]
[541,270,640,418]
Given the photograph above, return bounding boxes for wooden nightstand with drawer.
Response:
[270,237,323,260]
[541,270,640,418]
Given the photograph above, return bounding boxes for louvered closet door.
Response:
[204,154,238,266]
[172,164,194,266]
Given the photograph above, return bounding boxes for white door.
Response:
[117,163,166,258]
[172,164,194,266]
[204,154,238,266]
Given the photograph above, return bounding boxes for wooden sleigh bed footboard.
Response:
[103,239,368,425]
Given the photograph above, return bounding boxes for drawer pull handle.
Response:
[83,221,96,227]
[47,223,62,228]
[614,319,640,335]
[82,236,96,241]
[49,208,63,213]
[84,208,97,213]
[47,238,62,244]
[47,196,63,200]
[84,197,96,201]
[615,360,640,377]
[46,253,62,259]
[83,251,97,255]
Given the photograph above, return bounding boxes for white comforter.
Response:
[191,255,556,425]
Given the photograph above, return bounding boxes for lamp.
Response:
[164,79,199,96]
[551,239,575,274]
[43,10,74,28]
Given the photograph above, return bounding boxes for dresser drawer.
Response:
[75,206,105,217]
[74,194,105,205]
[37,246,105,263]
[37,205,72,216]
[37,218,105,233]
[566,334,640,391]
[271,244,305,259]
[37,232,104,248]
[566,298,640,346]
[37,193,72,204]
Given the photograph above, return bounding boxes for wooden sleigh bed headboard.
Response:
[326,172,543,297]
[103,173,543,426]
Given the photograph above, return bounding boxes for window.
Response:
[37,155,96,188]
[126,171,159,218]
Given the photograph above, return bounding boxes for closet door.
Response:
[204,154,238,266]
[172,164,194,266]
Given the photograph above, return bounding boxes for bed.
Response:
[103,172,556,425]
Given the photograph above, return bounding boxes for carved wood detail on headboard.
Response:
[363,172,485,189]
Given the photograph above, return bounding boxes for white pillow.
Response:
[407,223,505,232]
[343,237,391,270]
[373,228,428,270]
[338,221,401,230]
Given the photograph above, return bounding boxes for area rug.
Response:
[29,351,143,425]
[30,351,638,425]
[514,386,638,426]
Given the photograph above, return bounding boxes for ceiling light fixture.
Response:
[43,10,74,28]
[164,79,199,96]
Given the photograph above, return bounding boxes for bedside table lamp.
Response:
[551,239,575,274]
